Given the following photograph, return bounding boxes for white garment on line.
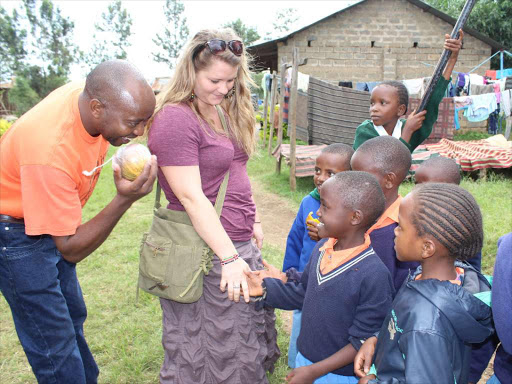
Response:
[373,120,403,139]
[469,73,485,86]
[402,78,424,96]
[501,90,511,117]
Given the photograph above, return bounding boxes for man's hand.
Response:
[113,154,157,204]
[354,336,378,378]
[286,366,317,384]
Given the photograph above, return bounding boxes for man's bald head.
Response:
[84,60,150,108]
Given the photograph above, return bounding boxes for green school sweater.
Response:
[352,77,450,153]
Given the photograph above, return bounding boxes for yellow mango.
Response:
[306,211,320,225]
[115,143,151,181]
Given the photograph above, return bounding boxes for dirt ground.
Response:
[251,177,495,382]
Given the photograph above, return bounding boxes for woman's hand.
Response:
[354,336,378,378]
[252,222,264,249]
[220,257,251,303]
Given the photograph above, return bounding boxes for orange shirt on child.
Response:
[319,234,372,274]
[0,82,109,236]
[367,195,403,234]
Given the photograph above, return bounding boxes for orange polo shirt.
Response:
[367,195,403,234]
[319,234,372,274]
[0,82,109,236]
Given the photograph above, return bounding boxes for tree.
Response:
[152,0,189,68]
[0,7,27,82]
[222,18,260,46]
[8,76,41,116]
[265,8,300,41]
[85,0,133,68]
[426,0,512,69]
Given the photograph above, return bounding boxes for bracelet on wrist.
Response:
[220,253,239,266]
[254,221,261,224]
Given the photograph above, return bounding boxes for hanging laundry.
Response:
[356,82,369,92]
[496,68,512,79]
[453,96,472,130]
[470,83,494,95]
[402,78,424,96]
[457,73,466,88]
[465,93,498,122]
[506,77,512,90]
[485,70,497,80]
[501,90,511,117]
[469,73,485,86]
[488,108,500,135]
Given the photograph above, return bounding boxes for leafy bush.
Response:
[8,76,41,116]
[0,119,13,137]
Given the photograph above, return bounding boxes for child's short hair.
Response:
[411,183,483,260]
[378,81,409,113]
[356,136,412,182]
[320,143,354,170]
[415,156,461,185]
[330,171,385,231]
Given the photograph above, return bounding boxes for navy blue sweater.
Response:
[492,233,512,383]
[369,223,419,292]
[264,239,394,376]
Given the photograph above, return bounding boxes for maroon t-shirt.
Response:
[148,103,255,242]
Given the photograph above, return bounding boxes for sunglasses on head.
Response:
[194,39,244,58]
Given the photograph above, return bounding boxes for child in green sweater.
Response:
[353,31,464,153]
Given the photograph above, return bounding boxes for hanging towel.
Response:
[402,78,424,96]
[469,73,485,86]
[457,73,466,88]
[465,93,498,122]
[501,90,511,117]
[356,82,369,92]
[485,70,497,80]
[470,83,494,95]
[497,68,512,80]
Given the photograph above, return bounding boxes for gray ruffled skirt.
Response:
[159,240,280,383]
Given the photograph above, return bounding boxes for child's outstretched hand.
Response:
[354,336,378,378]
[307,220,321,241]
[286,366,316,384]
[402,108,427,137]
[445,29,464,59]
[243,270,264,296]
[259,259,287,282]
[358,374,377,384]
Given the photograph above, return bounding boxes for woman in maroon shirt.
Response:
[147,29,279,383]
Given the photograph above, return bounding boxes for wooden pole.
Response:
[267,71,278,155]
[262,72,270,147]
[275,57,288,174]
[289,48,299,191]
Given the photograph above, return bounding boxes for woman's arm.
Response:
[251,196,264,249]
[161,165,250,303]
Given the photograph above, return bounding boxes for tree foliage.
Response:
[222,18,260,46]
[152,0,189,68]
[85,0,133,69]
[8,76,41,116]
[426,0,511,68]
[265,8,300,41]
[0,7,27,82]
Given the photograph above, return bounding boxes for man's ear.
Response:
[397,104,406,117]
[89,99,104,119]
[421,239,436,259]
[351,210,363,226]
[384,172,397,190]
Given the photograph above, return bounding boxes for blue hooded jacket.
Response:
[369,261,493,384]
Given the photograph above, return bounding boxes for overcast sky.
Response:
[3,0,354,80]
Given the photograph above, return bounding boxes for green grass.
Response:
[248,147,512,275]
[1,143,510,383]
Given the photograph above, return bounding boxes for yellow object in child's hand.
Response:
[306,211,320,226]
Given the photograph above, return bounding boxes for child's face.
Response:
[394,193,423,262]
[316,179,353,239]
[314,153,349,191]
[350,151,387,192]
[370,85,403,129]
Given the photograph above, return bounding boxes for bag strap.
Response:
[153,105,231,215]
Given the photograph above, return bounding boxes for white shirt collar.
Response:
[373,120,402,139]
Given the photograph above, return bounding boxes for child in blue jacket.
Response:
[282,143,353,368]
[355,183,493,384]
[247,172,394,383]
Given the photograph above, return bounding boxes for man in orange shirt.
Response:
[0,60,157,383]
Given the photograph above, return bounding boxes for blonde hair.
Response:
[147,29,256,155]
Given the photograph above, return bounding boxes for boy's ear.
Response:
[384,172,397,190]
[351,210,363,226]
[421,239,436,259]
[397,104,406,117]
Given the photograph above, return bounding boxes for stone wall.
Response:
[277,0,492,83]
